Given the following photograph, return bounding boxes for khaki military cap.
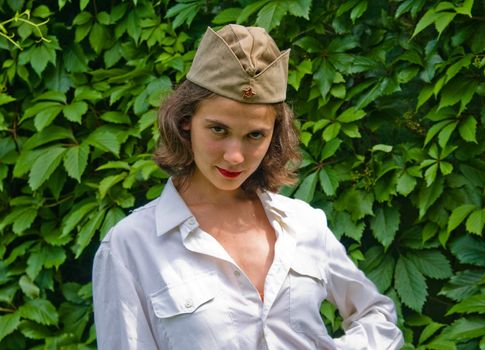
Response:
[187,24,290,103]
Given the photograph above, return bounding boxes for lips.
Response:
[217,167,242,178]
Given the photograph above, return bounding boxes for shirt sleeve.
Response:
[323,224,404,350]
[92,242,160,350]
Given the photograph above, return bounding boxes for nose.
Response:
[223,139,244,164]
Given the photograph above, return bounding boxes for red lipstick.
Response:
[217,167,242,178]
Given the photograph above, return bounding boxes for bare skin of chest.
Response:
[188,197,276,296]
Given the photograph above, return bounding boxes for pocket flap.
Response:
[150,273,217,318]
[290,254,325,282]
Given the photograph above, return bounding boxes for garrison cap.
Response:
[187,24,290,103]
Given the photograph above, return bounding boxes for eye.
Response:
[248,131,264,140]
[210,126,226,135]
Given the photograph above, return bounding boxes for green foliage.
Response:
[0,0,483,347]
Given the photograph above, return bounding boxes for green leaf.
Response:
[62,101,88,123]
[439,270,484,301]
[22,126,74,151]
[424,163,438,187]
[337,107,366,123]
[74,209,106,258]
[19,275,40,299]
[450,235,485,267]
[438,121,458,148]
[340,123,361,138]
[99,207,126,240]
[361,246,395,292]
[26,249,44,280]
[395,256,428,312]
[61,201,98,237]
[287,0,312,19]
[63,143,89,182]
[322,122,341,141]
[100,111,131,125]
[0,313,20,342]
[29,147,66,191]
[29,45,56,76]
[370,206,400,249]
[372,144,393,153]
[396,171,417,196]
[256,3,287,31]
[418,177,444,219]
[425,120,453,146]
[0,93,16,106]
[413,8,439,37]
[447,295,485,315]
[434,11,456,35]
[456,0,474,16]
[89,23,109,54]
[0,284,18,304]
[34,106,64,131]
[407,250,452,279]
[334,188,374,221]
[320,139,342,161]
[417,84,434,109]
[439,161,453,175]
[448,204,476,233]
[459,115,478,143]
[99,173,127,198]
[294,171,318,202]
[466,209,485,235]
[332,210,365,242]
[314,59,336,99]
[237,0,270,23]
[1,206,38,235]
[72,11,92,25]
[438,78,471,110]
[19,320,53,340]
[212,8,242,24]
[350,0,367,23]
[19,299,59,326]
[419,322,445,345]
[86,129,120,156]
[318,167,339,196]
[444,317,485,341]
[445,54,473,83]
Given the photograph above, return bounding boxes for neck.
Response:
[175,176,251,207]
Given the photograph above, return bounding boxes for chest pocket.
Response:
[151,273,215,318]
[149,272,237,349]
[289,255,329,337]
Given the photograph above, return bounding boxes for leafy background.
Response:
[0,0,484,348]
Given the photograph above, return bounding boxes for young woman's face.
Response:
[185,95,276,193]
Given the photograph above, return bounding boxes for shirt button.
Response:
[187,218,196,226]
[184,298,194,309]
[233,270,241,277]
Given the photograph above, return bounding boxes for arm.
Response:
[323,226,404,350]
[92,243,160,350]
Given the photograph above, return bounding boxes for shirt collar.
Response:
[155,179,292,236]
[155,178,194,236]
[257,190,289,222]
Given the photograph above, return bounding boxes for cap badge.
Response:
[242,86,256,99]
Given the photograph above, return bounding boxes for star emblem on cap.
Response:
[242,86,256,99]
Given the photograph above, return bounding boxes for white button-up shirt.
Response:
[93,179,403,349]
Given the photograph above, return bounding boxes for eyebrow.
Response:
[204,118,273,133]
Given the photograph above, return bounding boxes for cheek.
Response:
[252,141,272,161]
[194,138,222,156]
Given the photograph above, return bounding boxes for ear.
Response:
[180,116,191,131]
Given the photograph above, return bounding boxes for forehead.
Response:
[194,95,276,127]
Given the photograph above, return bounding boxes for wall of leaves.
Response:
[0,0,484,348]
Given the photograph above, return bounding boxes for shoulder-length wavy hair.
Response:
[153,80,301,193]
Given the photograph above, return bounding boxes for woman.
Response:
[93,24,404,349]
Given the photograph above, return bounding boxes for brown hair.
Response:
[153,80,301,193]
